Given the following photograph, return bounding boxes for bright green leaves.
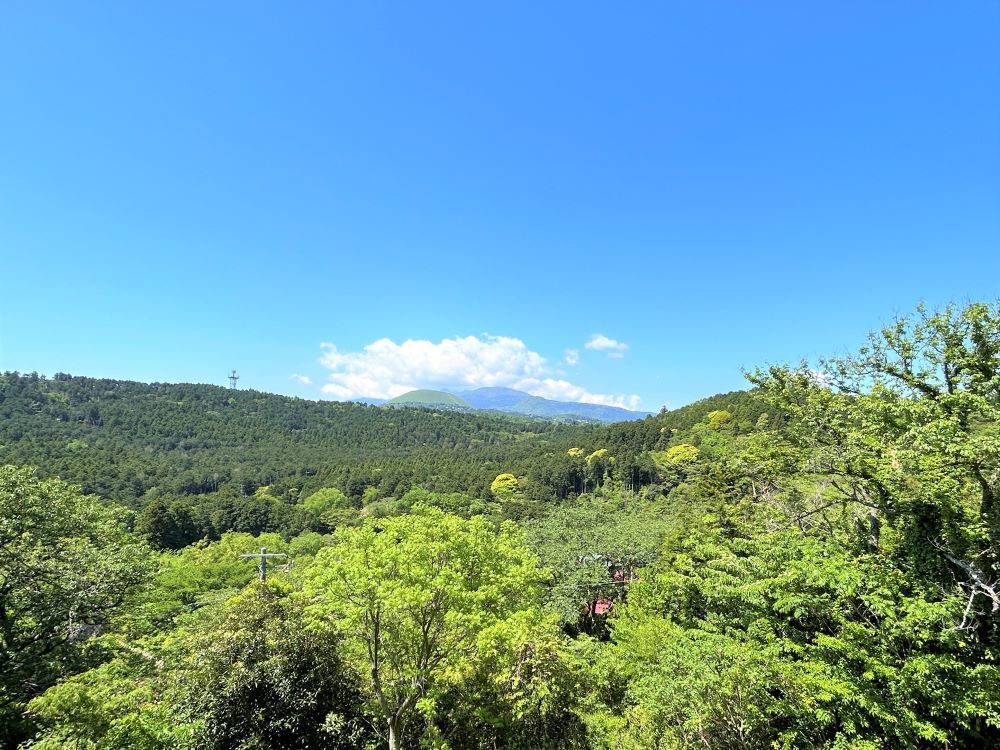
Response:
[490,472,522,502]
[27,581,371,750]
[750,301,1000,634]
[303,506,555,749]
[705,410,733,430]
[302,486,357,531]
[525,496,674,634]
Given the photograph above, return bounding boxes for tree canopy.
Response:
[304,506,553,750]
[4,301,998,749]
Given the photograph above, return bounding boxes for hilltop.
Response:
[384,389,474,410]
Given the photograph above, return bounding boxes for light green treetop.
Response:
[489,473,521,502]
[303,505,547,750]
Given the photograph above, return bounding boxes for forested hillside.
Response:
[0,374,575,499]
[0,371,760,546]
[2,302,998,749]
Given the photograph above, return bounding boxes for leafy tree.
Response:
[490,473,521,502]
[431,609,588,749]
[750,301,1000,640]
[27,580,370,750]
[649,444,702,493]
[660,444,700,465]
[24,639,198,750]
[398,487,497,518]
[25,532,337,750]
[136,498,201,549]
[124,531,292,638]
[585,449,613,490]
[526,496,674,635]
[302,486,356,531]
[600,519,1000,749]
[705,409,733,430]
[0,465,152,746]
[304,506,548,750]
[181,582,372,750]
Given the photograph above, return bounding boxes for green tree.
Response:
[600,519,1000,749]
[431,609,588,749]
[585,449,613,490]
[750,301,1000,639]
[0,465,152,746]
[25,639,198,750]
[302,486,356,531]
[490,473,521,502]
[126,531,290,637]
[182,582,372,750]
[705,409,733,430]
[136,498,200,549]
[26,580,370,750]
[526,496,673,635]
[659,444,700,466]
[304,506,547,750]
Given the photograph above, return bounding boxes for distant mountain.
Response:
[354,387,648,423]
[383,389,474,411]
[458,387,529,411]
[458,387,650,423]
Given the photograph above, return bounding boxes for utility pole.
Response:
[239,547,287,582]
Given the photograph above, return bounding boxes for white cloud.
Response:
[563,348,580,366]
[317,335,641,409]
[527,378,642,410]
[290,374,312,386]
[585,333,628,356]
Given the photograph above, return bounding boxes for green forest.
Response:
[2,301,998,749]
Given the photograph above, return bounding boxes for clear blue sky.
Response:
[2,2,998,410]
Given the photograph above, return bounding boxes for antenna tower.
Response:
[229,369,240,389]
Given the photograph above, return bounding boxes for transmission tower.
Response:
[229,369,240,389]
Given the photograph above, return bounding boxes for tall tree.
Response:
[304,506,547,750]
[750,301,1000,639]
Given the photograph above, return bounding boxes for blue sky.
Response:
[1,2,998,410]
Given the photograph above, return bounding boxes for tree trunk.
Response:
[388,716,401,750]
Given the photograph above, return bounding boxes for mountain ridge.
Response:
[456,387,649,423]
[349,387,650,423]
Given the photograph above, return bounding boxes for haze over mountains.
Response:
[380,386,650,423]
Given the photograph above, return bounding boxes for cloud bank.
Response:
[318,335,640,409]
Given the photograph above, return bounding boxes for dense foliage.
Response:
[0,467,151,747]
[3,301,997,749]
[0,372,760,547]
[0,374,577,503]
